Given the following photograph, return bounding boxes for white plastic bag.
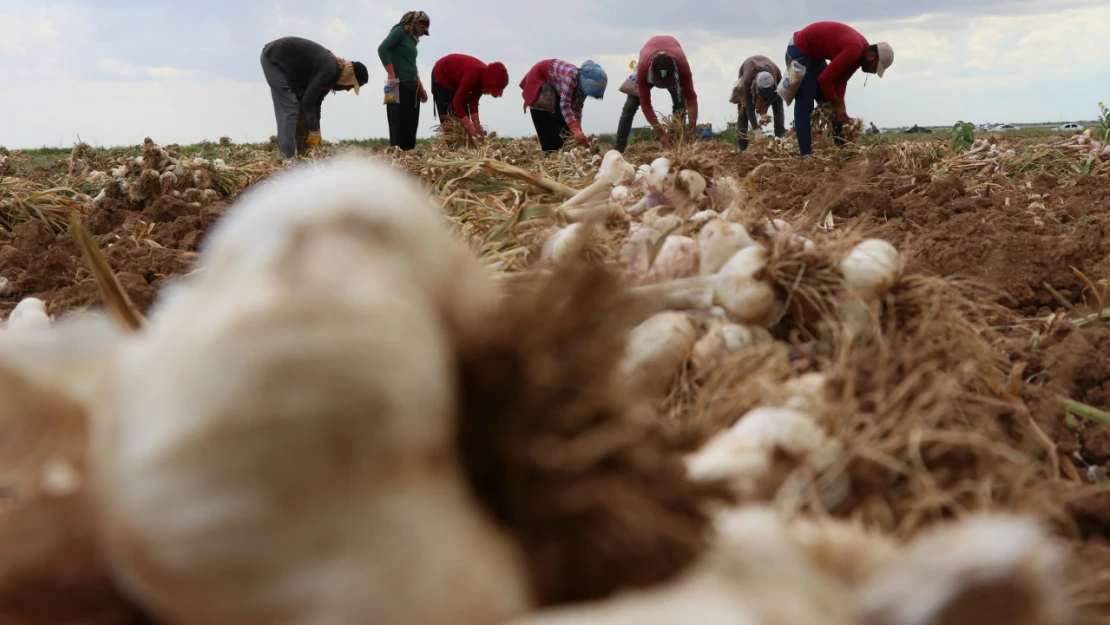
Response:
[728,80,744,105]
[383,79,400,105]
[777,60,806,106]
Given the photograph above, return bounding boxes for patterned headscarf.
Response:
[397,11,430,43]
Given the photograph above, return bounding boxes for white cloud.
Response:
[96,57,185,80]
[0,0,1106,148]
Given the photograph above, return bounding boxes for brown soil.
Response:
[0,200,228,319]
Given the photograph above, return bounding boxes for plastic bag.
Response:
[383,79,400,105]
[529,83,558,113]
[777,60,806,106]
[619,74,638,97]
[728,79,744,105]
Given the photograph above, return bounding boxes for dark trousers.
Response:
[260,46,307,159]
[531,107,570,153]
[786,43,843,156]
[737,99,786,151]
[614,86,682,152]
[387,79,420,150]
[431,78,469,123]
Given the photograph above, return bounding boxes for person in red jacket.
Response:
[519,58,607,153]
[431,54,509,139]
[614,36,698,152]
[785,21,893,156]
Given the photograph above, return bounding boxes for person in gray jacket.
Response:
[260,36,368,163]
[731,55,786,152]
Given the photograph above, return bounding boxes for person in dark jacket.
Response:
[431,54,509,139]
[378,11,430,151]
[260,37,368,163]
[730,55,786,151]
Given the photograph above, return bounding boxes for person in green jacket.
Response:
[378,11,430,151]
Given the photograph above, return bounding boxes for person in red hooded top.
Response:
[614,35,698,152]
[431,54,510,139]
[785,21,893,156]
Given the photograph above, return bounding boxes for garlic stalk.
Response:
[562,150,635,209]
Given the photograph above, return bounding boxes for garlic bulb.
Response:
[643,236,699,285]
[611,185,630,202]
[839,239,902,300]
[698,220,756,276]
[541,223,586,266]
[685,407,840,497]
[689,321,770,378]
[718,246,767,280]
[676,170,707,200]
[619,311,698,395]
[91,156,531,625]
[690,210,720,225]
[7,298,51,333]
[762,219,790,236]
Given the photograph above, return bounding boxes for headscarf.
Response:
[396,11,430,43]
[577,60,608,99]
[333,55,360,94]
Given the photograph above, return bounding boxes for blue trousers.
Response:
[786,43,842,156]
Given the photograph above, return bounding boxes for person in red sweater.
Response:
[614,36,698,152]
[431,54,510,139]
[785,21,893,156]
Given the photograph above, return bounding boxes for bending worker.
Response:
[785,21,893,156]
[614,35,698,152]
[732,54,785,152]
[431,53,509,139]
[520,58,607,153]
[260,36,368,163]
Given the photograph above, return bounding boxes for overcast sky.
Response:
[1,0,1107,149]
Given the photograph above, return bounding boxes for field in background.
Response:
[2,112,1110,621]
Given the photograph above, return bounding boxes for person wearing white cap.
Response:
[729,55,786,152]
[784,21,893,156]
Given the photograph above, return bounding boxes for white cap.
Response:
[755,71,775,90]
[875,42,893,77]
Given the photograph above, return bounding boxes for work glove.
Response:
[460,116,481,138]
[833,102,849,124]
[472,115,486,136]
[384,64,396,81]
[305,131,322,150]
[567,120,589,147]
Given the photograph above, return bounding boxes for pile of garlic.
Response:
[88,138,226,208]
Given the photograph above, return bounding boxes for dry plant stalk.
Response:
[69,217,146,331]
[454,258,733,607]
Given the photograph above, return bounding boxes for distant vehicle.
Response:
[1057,123,1083,131]
[902,125,932,134]
[991,124,1019,131]
[695,123,713,139]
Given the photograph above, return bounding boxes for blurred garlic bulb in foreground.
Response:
[90,156,532,625]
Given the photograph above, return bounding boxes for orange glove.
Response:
[306,131,322,150]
